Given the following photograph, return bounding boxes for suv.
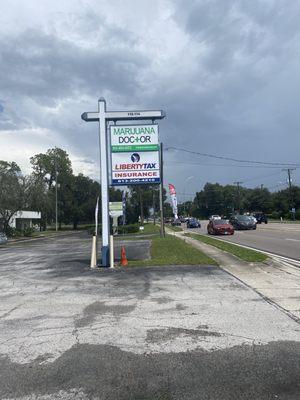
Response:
[254,213,268,224]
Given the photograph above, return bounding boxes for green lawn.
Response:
[129,234,218,267]
[140,223,161,234]
[185,233,268,263]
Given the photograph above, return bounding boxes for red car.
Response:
[207,219,234,235]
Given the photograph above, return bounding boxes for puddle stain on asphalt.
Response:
[146,327,222,343]
[74,301,136,328]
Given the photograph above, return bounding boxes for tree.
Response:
[30,147,73,190]
[0,161,27,233]
[126,185,167,224]
[67,174,99,229]
[30,147,73,227]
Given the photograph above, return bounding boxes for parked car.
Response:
[0,232,8,245]
[229,215,257,230]
[253,213,268,224]
[171,218,181,226]
[209,215,221,221]
[179,216,186,223]
[207,219,234,235]
[248,215,257,223]
[187,219,201,228]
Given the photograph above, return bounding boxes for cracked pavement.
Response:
[0,232,299,399]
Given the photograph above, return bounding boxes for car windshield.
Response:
[236,215,251,221]
[214,219,228,225]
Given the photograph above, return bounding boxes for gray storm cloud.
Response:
[0,0,299,192]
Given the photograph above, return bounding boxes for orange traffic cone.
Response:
[120,245,128,266]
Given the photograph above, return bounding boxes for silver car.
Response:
[0,232,8,245]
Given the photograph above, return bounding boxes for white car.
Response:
[209,215,222,220]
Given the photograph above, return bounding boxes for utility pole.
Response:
[282,168,296,220]
[234,181,243,214]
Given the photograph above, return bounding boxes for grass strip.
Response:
[167,225,183,232]
[129,234,218,267]
[185,233,268,263]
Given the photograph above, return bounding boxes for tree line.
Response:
[0,147,171,234]
[179,182,300,220]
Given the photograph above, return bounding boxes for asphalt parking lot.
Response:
[0,233,300,399]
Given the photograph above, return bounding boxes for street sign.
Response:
[110,124,159,152]
[109,202,123,213]
[111,151,160,185]
[82,110,165,122]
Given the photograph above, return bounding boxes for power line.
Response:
[239,171,282,184]
[166,146,300,167]
[167,161,283,169]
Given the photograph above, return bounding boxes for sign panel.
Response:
[109,202,123,218]
[111,151,160,185]
[109,202,123,211]
[110,124,159,153]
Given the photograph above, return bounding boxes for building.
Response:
[9,211,41,231]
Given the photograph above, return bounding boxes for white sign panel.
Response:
[111,151,160,185]
[110,124,159,153]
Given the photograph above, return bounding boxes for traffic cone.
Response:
[120,245,128,266]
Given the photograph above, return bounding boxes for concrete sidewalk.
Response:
[172,229,300,323]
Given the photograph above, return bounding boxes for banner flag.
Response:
[168,183,178,219]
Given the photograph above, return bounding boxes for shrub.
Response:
[23,227,35,237]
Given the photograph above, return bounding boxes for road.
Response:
[0,233,300,399]
[189,221,300,261]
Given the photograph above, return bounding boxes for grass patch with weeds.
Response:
[185,233,268,262]
[129,234,218,267]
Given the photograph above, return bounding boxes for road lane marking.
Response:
[286,238,300,242]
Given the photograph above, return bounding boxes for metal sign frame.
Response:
[81,98,165,267]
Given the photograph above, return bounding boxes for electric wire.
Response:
[166,146,300,167]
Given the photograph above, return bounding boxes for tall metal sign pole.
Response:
[82,98,165,267]
[159,143,165,237]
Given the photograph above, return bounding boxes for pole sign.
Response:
[81,99,165,267]
[110,124,160,185]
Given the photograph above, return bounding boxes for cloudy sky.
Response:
[1,0,300,201]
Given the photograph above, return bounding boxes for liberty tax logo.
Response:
[131,153,140,162]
